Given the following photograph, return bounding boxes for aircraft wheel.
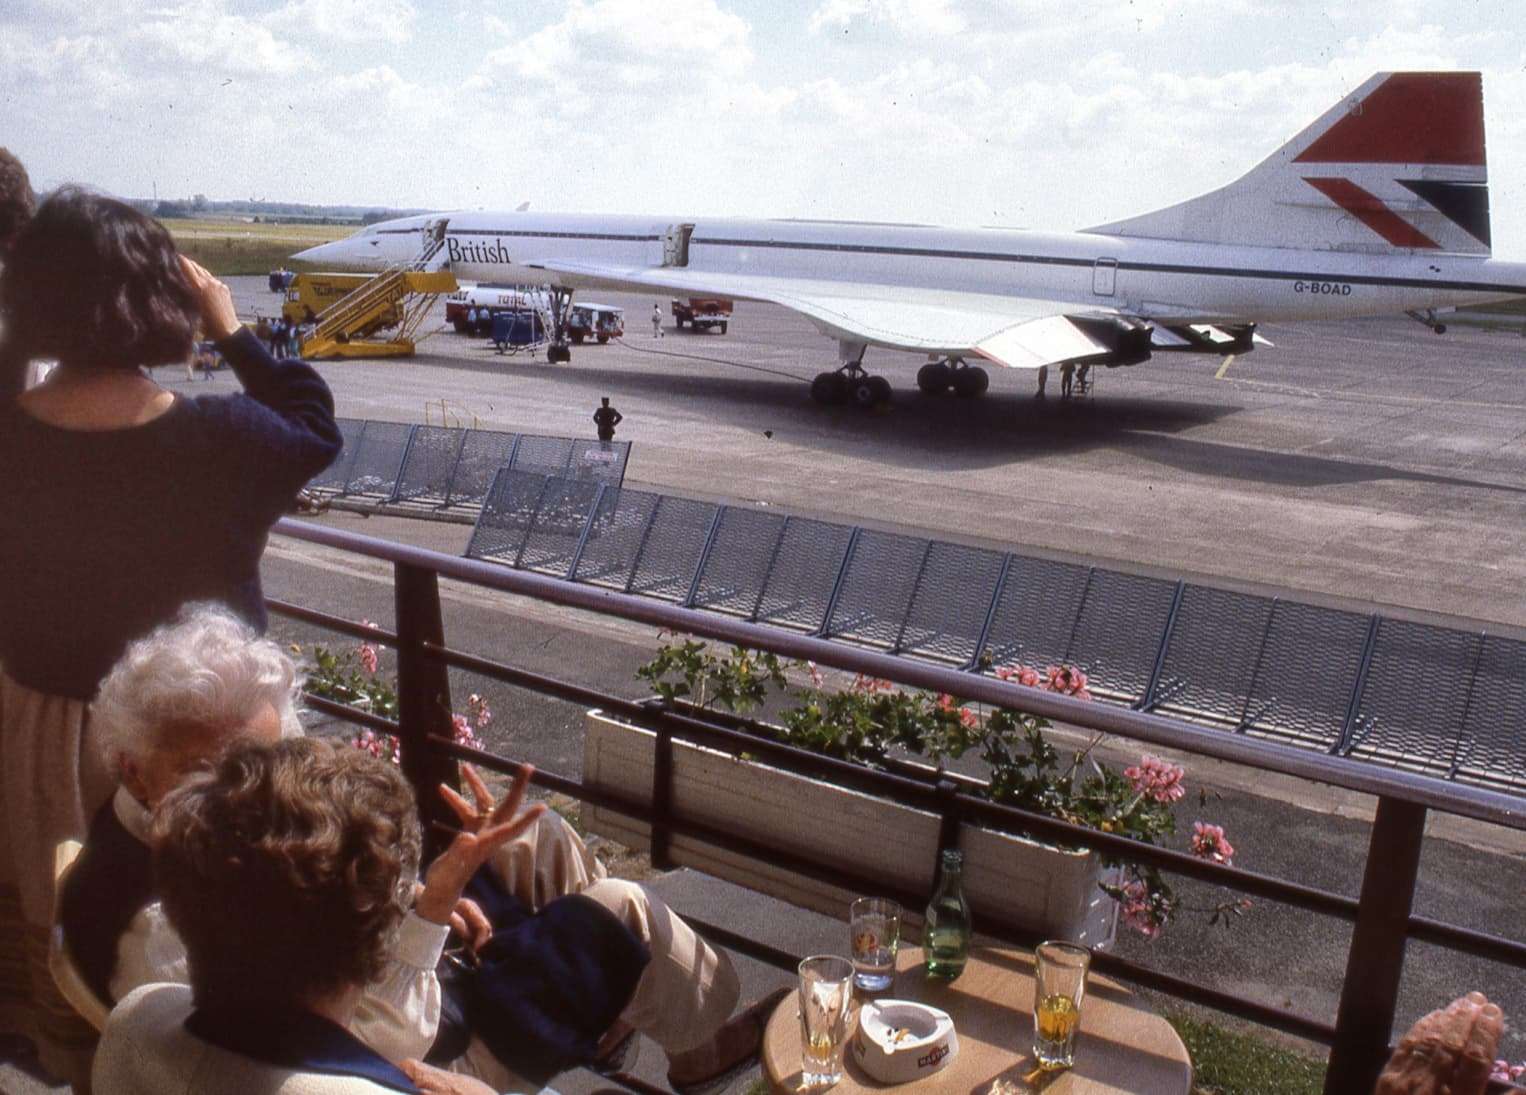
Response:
[848,375,892,408]
[720,322,729,334]
[597,334,609,344]
[547,344,572,364]
[953,366,989,397]
[811,371,847,404]
[1434,324,1447,334]
[917,361,952,395]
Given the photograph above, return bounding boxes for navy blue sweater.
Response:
[0,330,341,698]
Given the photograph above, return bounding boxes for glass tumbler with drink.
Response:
[849,897,901,992]
[798,955,855,1088]
[1033,940,1090,1070]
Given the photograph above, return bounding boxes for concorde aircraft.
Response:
[295,71,1526,407]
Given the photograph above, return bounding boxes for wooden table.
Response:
[761,946,1193,1094]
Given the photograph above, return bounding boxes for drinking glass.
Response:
[849,897,901,992]
[1032,940,1090,1070]
[798,955,855,1087]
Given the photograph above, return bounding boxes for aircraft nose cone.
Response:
[292,240,341,263]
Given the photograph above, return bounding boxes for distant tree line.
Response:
[136,195,429,224]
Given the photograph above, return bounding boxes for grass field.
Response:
[159,218,351,276]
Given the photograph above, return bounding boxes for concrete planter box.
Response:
[583,709,1118,949]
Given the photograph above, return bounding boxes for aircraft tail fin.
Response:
[1085,72,1490,256]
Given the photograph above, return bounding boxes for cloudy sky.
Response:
[3,0,1524,251]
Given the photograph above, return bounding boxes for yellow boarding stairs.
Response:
[299,235,457,360]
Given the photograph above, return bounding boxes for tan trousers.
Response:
[0,669,115,1082]
[458,812,740,1089]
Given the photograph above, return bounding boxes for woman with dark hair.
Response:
[94,738,538,1094]
[0,186,341,1075]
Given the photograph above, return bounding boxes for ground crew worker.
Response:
[1061,363,1075,398]
[1035,365,1048,398]
[1077,364,1091,395]
[593,397,623,442]
[650,303,663,338]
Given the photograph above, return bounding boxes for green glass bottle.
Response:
[923,848,971,980]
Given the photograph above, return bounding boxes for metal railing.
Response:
[268,517,1526,1095]
[462,473,1526,793]
[307,419,631,511]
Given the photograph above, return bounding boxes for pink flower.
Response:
[851,674,895,694]
[1190,821,1235,866]
[357,643,379,675]
[806,661,825,689]
[1490,1060,1526,1083]
[468,693,493,730]
[351,730,400,765]
[451,713,479,749]
[960,708,979,730]
[995,664,1041,688]
[1119,880,1161,939]
[1124,755,1187,804]
[1043,665,1092,700]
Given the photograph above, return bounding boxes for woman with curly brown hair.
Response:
[94,737,537,1094]
[0,187,340,1075]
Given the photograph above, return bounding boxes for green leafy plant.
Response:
[636,638,1246,936]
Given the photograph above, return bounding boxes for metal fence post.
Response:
[891,542,936,655]
[1138,580,1186,711]
[966,553,1014,671]
[566,484,608,579]
[646,700,676,870]
[1323,796,1427,1095]
[1447,633,1487,780]
[816,528,862,638]
[683,507,727,608]
[394,561,460,855]
[387,425,421,504]
[748,518,791,622]
[1335,615,1382,755]
[438,427,470,508]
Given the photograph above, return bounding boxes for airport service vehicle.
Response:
[282,272,400,332]
[672,297,732,333]
[444,285,551,332]
[568,304,624,344]
[490,309,548,355]
[296,72,1526,406]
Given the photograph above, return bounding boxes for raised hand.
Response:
[1376,993,1504,1095]
[414,764,544,927]
[177,256,241,340]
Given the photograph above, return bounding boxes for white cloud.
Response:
[808,0,965,36]
[496,0,752,86]
[266,0,418,45]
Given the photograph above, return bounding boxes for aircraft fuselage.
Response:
[309,211,1526,332]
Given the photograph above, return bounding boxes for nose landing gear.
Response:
[917,356,989,397]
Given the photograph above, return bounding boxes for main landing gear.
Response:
[810,363,892,408]
[810,342,892,408]
[546,287,575,363]
[916,356,989,398]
